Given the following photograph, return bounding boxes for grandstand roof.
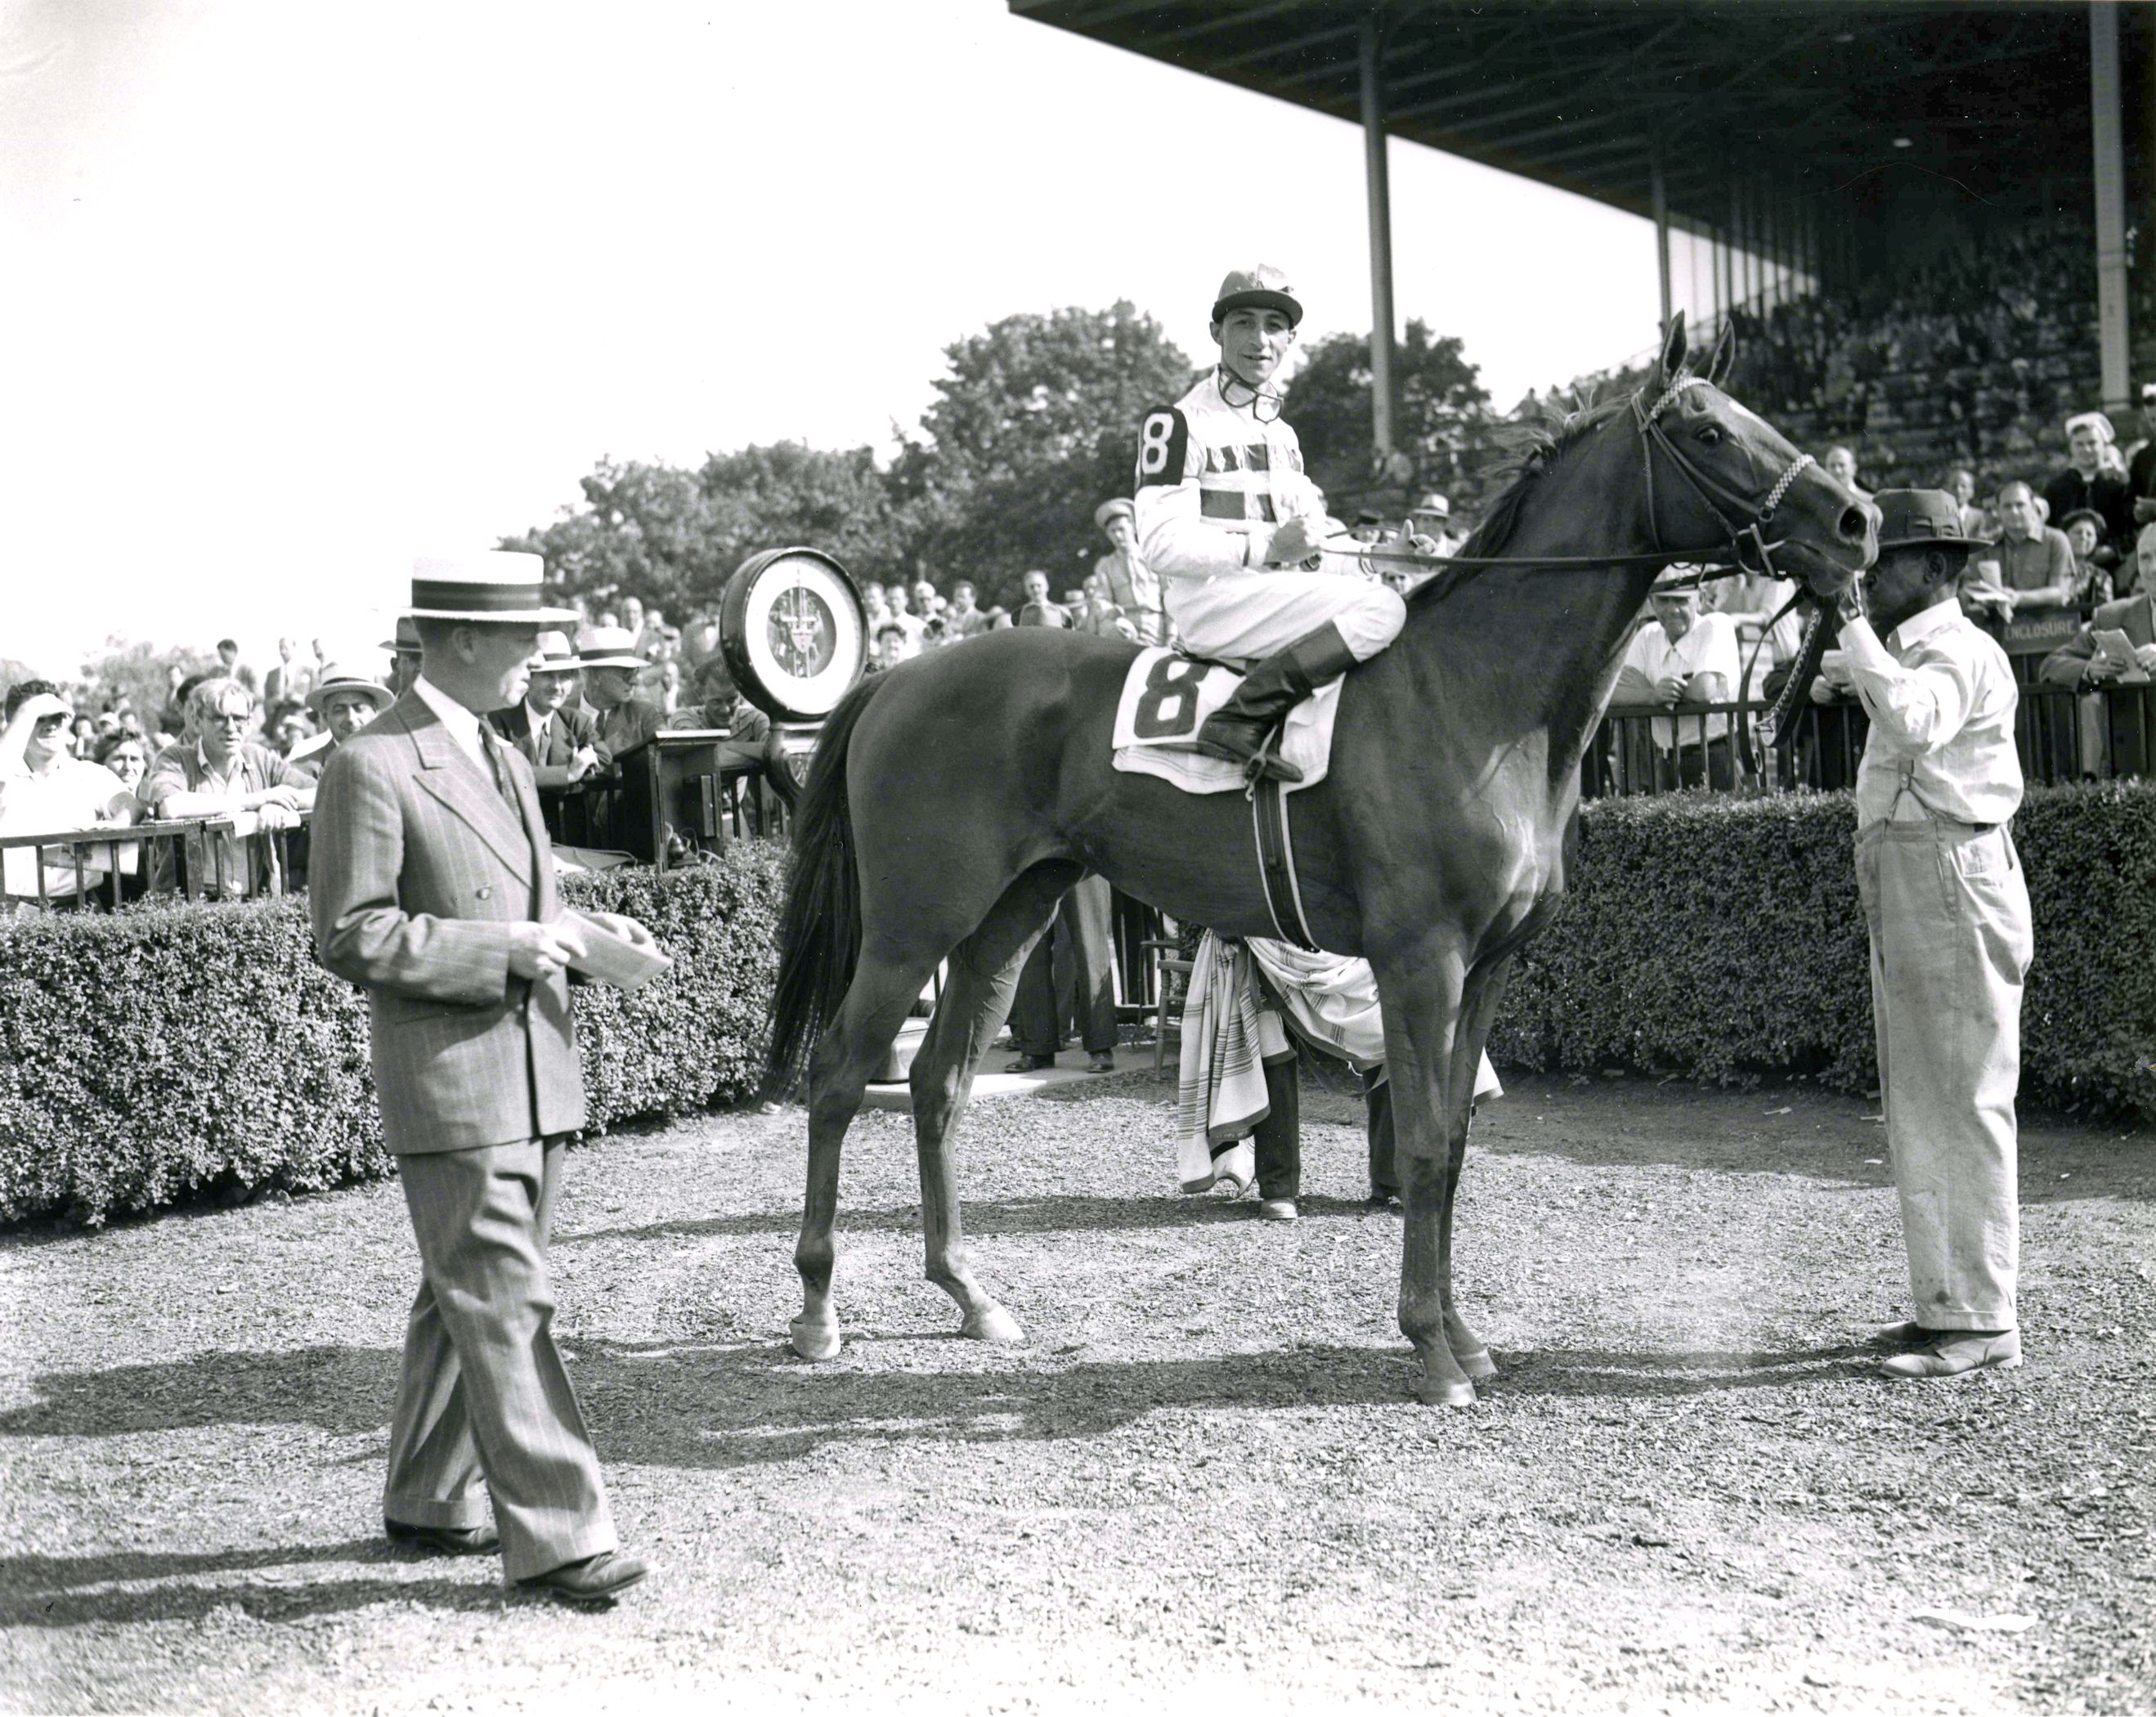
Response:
[1009,1,2144,231]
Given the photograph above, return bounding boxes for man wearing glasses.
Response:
[0,680,137,911]
[144,676,314,898]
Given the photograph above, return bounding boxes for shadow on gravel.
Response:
[557,1192,1268,1247]
[0,1335,1880,1471]
[0,1540,511,1628]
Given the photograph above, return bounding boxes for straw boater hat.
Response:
[1873,489,1974,554]
[407,551,578,624]
[573,624,645,670]
[1411,492,1453,521]
[306,665,393,717]
[527,630,582,675]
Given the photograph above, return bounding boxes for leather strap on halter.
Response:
[1249,775,1319,952]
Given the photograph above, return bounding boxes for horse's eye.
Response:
[1695,424,1723,447]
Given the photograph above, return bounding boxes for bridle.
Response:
[1356,372,1822,594]
[1629,375,1816,587]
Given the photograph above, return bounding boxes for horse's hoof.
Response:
[1455,1345,1499,1383]
[789,1315,841,1361]
[962,1304,1025,1346]
[1417,1374,1478,1408]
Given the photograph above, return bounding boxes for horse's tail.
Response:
[765,673,882,1096]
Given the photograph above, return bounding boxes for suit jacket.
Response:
[2037,590,2156,686]
[487,700,600,787]
[568,693,666,767]
[310,692,585,1154]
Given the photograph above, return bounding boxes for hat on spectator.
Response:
[1093,498,1134,530]
[2059,508,2106,540]
[1873,488,1973,554]
[2063,410,2115,445]
[307,666,393,717]
[574,624,644,669]
[1651,565,1704,594]
[406,551,578,625]
[528,630,581,674]
[377,615,421,656]
[1211,264,1302,329]
[1410,493,1453,520]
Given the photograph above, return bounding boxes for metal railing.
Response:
[1587,685,2156,799]
[0,813,307,913]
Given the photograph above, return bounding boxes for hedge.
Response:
[0,841,787,1227]
[1489,781,2156,1123]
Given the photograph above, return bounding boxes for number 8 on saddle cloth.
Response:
[1110,646,1343,795]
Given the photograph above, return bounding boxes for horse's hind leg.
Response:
[908,863,1078,1344]
[792,938,948,1361]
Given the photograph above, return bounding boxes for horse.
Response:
[765,312,1875,1406]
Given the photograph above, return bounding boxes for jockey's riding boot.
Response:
[1190,622,1361,785]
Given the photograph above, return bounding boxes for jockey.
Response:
[1132,265,1407,782]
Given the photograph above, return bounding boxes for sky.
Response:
[1,0,1657,679]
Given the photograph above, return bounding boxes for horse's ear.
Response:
[1705,321,1735,388]
[1654,311,1689,384]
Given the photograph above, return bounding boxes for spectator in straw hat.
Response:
[1831,490,2028,1381]
[289,664,395,780]
[1407,492,1463,557]
[572,623,666,765]
[489,631,602,789]
[310,550,653,1604]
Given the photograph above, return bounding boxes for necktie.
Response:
[479,726,522,818]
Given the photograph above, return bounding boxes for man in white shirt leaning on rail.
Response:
[1834,488,2031,1381]
[1611,568,1741,789]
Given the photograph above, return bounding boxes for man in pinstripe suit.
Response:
[311,553,656,1605]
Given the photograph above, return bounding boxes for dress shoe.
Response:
[1086,1050,1115,1074]
[1257,1197,1299,1222]
[1880,1329,2021,1379]
[385,1518,500,1557]
[1005,1052,1056,1074]
[517,1550,648,1606]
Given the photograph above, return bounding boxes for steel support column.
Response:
[2089,0,2129,412]
[1360,11,1396,456]
[1651,149,1672,330]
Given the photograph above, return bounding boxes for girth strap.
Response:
[1249,776,1319,953]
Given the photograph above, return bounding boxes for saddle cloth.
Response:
[1110,647,1341,794]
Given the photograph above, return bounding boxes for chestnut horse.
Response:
[766,315,1873,1405]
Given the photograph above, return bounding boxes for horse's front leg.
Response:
[1373,935,1477,1407]
[1436,950,1517,1384]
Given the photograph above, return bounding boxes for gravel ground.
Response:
[1,1066,2150,1716]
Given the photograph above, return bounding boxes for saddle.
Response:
[1110,648,1342,795]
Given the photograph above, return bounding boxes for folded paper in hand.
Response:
[2092,628,2150,683]
[561,909,670,992]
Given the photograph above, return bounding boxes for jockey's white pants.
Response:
[1167,572,1405,666]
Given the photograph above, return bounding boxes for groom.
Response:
[311,552,657,1603]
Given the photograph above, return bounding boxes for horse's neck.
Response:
[1405,436,1663,780]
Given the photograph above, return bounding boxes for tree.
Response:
[74,637,213,728]
[1283,319,1495,513]
[504,443,914,619]
[908,303,1195,607]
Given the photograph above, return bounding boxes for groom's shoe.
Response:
[385,1518,500,1557]
[518,1550,648,1607]
[1880,1329,2021,1379]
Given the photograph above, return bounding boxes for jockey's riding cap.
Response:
[1212,265,1302,329]
[1872,488,1974,554]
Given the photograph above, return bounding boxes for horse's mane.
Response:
[1435,386,1643,576]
